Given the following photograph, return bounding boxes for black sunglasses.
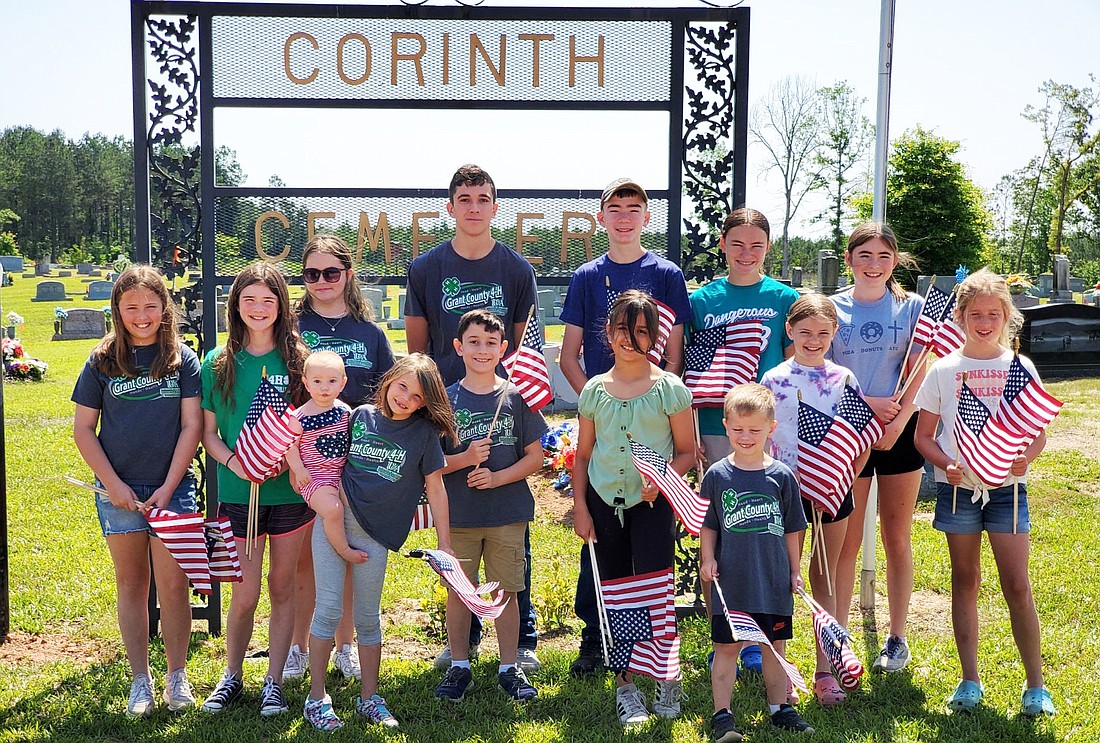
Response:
[303,267,346,283]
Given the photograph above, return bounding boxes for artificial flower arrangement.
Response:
[542,420,578,494]
[6,311,24,328]
[1005,273,1034,295]
[3,336,48,381]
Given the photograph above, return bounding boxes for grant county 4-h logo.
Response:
[454,407,517,446]
[302,330,373,370]
[348,420,407,482]
[721,489,784,537]
[110,373,180,400]
[441,276,506,317]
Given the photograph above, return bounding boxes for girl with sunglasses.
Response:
[284,235,396,684]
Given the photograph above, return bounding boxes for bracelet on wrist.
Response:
[226,452,237,467]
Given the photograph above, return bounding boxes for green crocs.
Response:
[946,679,983,712]
[1021,687,1056,717]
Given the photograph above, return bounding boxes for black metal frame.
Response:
[133,1,749,624]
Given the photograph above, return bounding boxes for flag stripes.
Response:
[807,599,864,691]
[601,568,680,680]
[717,603,806,692]
[235,375,298,483]
[995,355,1063,438]
[410,549,507,620]
[505,312,553,412]
[206,517,243,583]
[954,379,1028,487]
[683,321,765,407]
[146,508,211,595]
[410,492,434,532]
[628,438,707,536]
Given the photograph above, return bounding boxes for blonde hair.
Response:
[846,222,918,301]
[954,268,1022,348]
[304,350,346,376]
[723,383,776,422]
[90,264,181,379]
[295,234,373,322]
[786,292,838,328]
[374,353,456,444]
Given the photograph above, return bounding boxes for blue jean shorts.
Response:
[94,477,199,537]
[933,481,1030,534]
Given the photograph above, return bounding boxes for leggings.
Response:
[310,510,389,645]
[586,484,676,582]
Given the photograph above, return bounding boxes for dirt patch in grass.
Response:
[0,630,112,667]
[532,471,575,528]
[1046,417,1100,457]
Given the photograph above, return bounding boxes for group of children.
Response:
[72,166,1057,739]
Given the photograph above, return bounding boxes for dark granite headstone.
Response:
[85,281,114,301]
[55,308,106,340]
[817,250,838,295]
[31,280,71,302]
[1019,303,1100,378]
[0,256,24,273]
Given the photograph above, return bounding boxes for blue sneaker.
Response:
[435,665,474,703]
[739,644,763,674]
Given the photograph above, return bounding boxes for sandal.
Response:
[813,673,846,706]
[1021,686,1056,717]
[946,679,983,712]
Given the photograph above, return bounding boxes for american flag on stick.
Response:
[912,283,953,347]
[601,568,680,681]
[796,383,884,517]
[683,320,765,407]
[145,508,211,594]
[234,372,298,483]
[206,516,243,583]
[409,491,434,532]
[953,375,1029,487]
[797,587,863,691]
[713,581,806,692]
[994,355,1063,439]
[627,436,707,536]
[606,286,675,365]
[408,549,508,620]
[504,311,553,412]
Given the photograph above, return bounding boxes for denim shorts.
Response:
[933,481,1031,534]
[95,477,198,537]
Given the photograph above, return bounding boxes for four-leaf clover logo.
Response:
[454,408,473,428]
[302,330,321,347]
[442,276,462,297]
[352,420,367,439]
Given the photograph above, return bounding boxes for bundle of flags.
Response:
[504,311,552,412]
[799,588,863,691]
[234,373,298,483]
[683,320,765,407]
[144,509,244,594]
[408,549,508,620]
[796,383,884,517]
[627,437,707,536]
[606,286,675,365]
[205,515,243,583]
[913,284,965,358]
[600,568,680,681]
[953,357,1063,488]
[713,582,806,692]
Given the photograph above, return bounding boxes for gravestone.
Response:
[1050,254,1073,303]
[31,280,72,302]
[76,262,94,275]
[542,341,576,411]
[85,281,114,301]
[89,269,103,277]
[190,299,228,333]
[0,256,24,273]
[57,270,72,277]
[1069,276,1086,293]
[54,308,106,340]
[791,266,803,288]
[1011,294,1039,310]
[916,275,957,297]
[360,286,385,322]
[1019,303,1100,378]
[817,250,838,295]
[538,289,563,325]
[35,259,51,276]
[388,293,406,330]
[1037,273,1053,298]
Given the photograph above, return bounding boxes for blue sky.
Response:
[1,0,1097,236]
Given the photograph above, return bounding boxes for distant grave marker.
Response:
[31,280,72,302]
[0,256,24,273]
[54,308,107,340]
[85,281,114,301]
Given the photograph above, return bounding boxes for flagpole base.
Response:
[859,569,875,611]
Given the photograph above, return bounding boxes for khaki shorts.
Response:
[449,523,528,593]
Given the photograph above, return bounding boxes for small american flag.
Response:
[409,549,507,620]
[234,374,297,483]
[994,355,1063,439]
[409,491,434,532]
[602,568,680,680]
[807,597,864,691]
[796,384,884,517]
[146,508,211,594]
[606,287,675,365]
[206,516,243,583]
[683,320,765,407]
[912,284,953,346]
[628,438,707,536]
[929,315,966,358]
[713,586,806,692]
[504,312,552,412]
[954,378,1028,487]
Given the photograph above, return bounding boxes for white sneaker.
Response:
[126,673,156,717]
[162,668,196,711]
[516,647,542,674]
[653,678,684,719]
[616,683,651,727]
[283,644,308,680]
[332,643,362,680]
[432,643,479,672]
[872,635,911,673]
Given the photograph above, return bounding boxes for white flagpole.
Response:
[860,476,878,610]
[587,539,612,666]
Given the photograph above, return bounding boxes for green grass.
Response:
[0,272,1096,741]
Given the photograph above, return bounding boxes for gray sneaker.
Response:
[126,673,156,718]
[653,678,685,719]
[283,643,308,680]
[516,647,542,674]
[615,683,651,727]
[872,635,911,673]
[432,643,479,671]
[332,643,362,680]
[162,668,196,712]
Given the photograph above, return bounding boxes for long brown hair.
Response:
[214,262,309,408]
[721,207,771,240]
[294,234,373,322]
[846,222,918,301]
[605,289,659,359]
[90,264,181,379]
[374,353,456,445]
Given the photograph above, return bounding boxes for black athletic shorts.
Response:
[858,414,925,478]
[218,501,314,540]
[712,611,793,643]
[802,487,854,524]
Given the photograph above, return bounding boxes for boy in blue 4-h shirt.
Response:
[434,309,547,704]
[699,384,813,741]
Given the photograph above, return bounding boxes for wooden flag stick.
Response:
[893,276,936,395]
[1013,475,1019,535]
[587,539,613,666]
[952,372,967,515]
[65,475,143,508]
[691,409,706,477]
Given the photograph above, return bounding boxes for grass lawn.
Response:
[1,272,1097,741]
